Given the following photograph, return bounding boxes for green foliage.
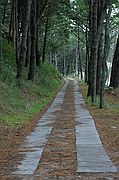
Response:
[1,63,16,83]
[0,38,63,126]
[80,81,119,112]
[3,38,16,65]
[38,63,61,86]
[0,63,63,125]
[0,38,16,83]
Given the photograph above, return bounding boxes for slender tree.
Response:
[87,0,98,102]
[42,17,49,63]
[77,25,83,79]
[28,0,36,81]
[96,31,104,95]
[85,25,89,83]
[87,0,107,103]
[16,0,31,79]
[36,26,41,67]
[100,0,112,108]
[110,33,119,88]
[0,0,2,68]
[2,0,8,24]
[25,26,31,67]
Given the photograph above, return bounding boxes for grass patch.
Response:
[79,80,119,113]
[0,38,63,126]
[0,61,63,125]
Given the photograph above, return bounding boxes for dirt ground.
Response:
[0,88,61,179]
[0,81,119,180]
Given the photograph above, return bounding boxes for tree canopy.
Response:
[0,0,119,108]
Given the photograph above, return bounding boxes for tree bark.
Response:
[87,0,93,86]
[85,25,89,83]
[63,48,66,77]
[12,0,16,47]
[25,26,31,67]
[16,0,31,79]
[87,0,107,103]
[77,25,83,79]
[0,0,2,68]
[96,31,104,95]
[28,0,36,81]
[2,0,8,24]
[36,26,41,67]
[15,0,19,67]
[8,0,13,43]
[87,0,98,102]
[42,17,48,63]
[100,1,112,108]
[110,34,119,88]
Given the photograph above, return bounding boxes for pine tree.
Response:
[0,0,2,68]
[110,34,119,88]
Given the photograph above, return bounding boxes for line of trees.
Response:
[0,0,72,80]
[86,0,119,107]
[70,0,119,108]
[0,0,119,108]
[68,0,119,107]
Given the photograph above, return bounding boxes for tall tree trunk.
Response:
[2,0,8,24]
[75,46,78,75]
[87,0,93,86]
[63,48,66,77]
[87,0,98,102]
[100,1,112,108]
[8,0,13,43]
[85,25,89,83]
[12,0,16,47]
[0,0,2,68]
[96,31,104,95]
[55,53,58,69]
[25,26,31,67]
[42,17,48,63]
[8,0,16,46]
[87,0,107,102]
[77,25,83,79]
[110,34,119,88]
[28,0,36,81]
[16,0,31,79]
[36,26,41,67]
[15,0,19,67]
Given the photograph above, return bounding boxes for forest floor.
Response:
[0,80,119,180]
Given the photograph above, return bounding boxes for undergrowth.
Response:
[79,80,119,112]
[0,39,63,125]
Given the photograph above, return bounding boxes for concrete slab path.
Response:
[12,79,117,179]
[74,80,117,173]
[13,82,67,176]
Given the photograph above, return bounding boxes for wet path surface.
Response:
[11,80,117,179]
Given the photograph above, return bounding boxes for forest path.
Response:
[11,80,117,180]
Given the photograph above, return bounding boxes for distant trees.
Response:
[69,0,119,108]
[0,0,72,80]
[0,0,119,108]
